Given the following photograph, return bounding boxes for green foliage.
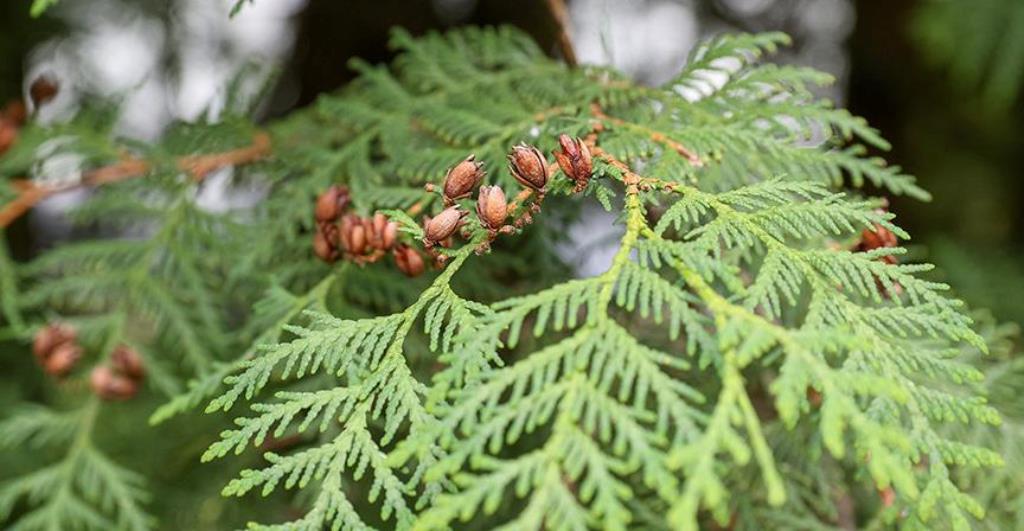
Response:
[914,0,1024,110]
[29,0,59,18]
[0,24,1011,531]
[0,401,152,530]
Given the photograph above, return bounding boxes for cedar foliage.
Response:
[913,0,1024,110]
[0,21,1016,531]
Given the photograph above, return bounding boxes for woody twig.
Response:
[590,102,703,166]
[544,0,578,67]
[0,132,271,228]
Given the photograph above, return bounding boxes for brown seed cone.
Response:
[879,487,896,508]
[90,365,138,401]
[339,214,367,254]
[553,134,593,190]
[322,222,340,246]
[381,221,398,250]
[860,225,898,251]
[806,386,823,408]
[29,75,60,108]
[111,344,145,380]
[364,214,394,251]
[508,144,548,191]
[476,186,508,230]
[315,185,349,222]
[44,343,82,377]
[338,215,356,246]
[424,207,465,243]
[372,213,387,237]
[2,100,27,126]
[33,323,77,362]
[313,229,337,263]
[394,245,426,277]
[348,224,367,255]
[443,155,484,202]
[0,122,16,155]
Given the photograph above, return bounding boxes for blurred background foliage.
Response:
[1,0,1022,528]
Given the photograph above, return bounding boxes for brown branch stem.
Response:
[589,102,703,167]
[0,132,271,228]
[545,0,578,67]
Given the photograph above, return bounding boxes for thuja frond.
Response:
[203,249,488,529]
[179,26,1001,531]
[0,231,23,330]
[149,274,339,425]
[18,197,228,376]
[913,0,1024,110]
[0,401,153,531]
[0,23,989,530]
[1,118,268,392]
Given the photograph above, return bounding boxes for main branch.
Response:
[544,0,578,67]
[590,103,703,167]
[0,132,271,228]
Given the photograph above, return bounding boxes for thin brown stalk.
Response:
[545,0,578,66]
[0,132,271,228]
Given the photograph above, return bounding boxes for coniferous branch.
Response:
[913,0,1024,110]
[0,400,153,531]
[185,27,998,530]
[0,231,24,331]
[1,23,1008,531]
[203,245,488,529]
[150,271,340,425]
[0,131,270,228]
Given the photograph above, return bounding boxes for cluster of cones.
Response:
[313,133,596,270]
[33,322,145,400]
[312,185,426,277]
[419,137,568,256]
[33,323,82,377]
[90,345,145,401]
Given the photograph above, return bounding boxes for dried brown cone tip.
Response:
[112,344,145,380]
[806,386,823,408]
[44,343,82,377]
[508,144,548,192]
[0,121,18,155]
[423,206,465,245]
[313,228,338,263]
[339,214,367,255]
[443,155,484,203]
[33,322,77,362]
[393,245,426,277]
[853,203,903,297]
[857,224,899,265]
[860,225,898,249]
[90,365,138,401]
[0,100,25,155]
[365,213,399,251]
[30,75,60,108]
[879,487,896,508]
[315,185,350,222]
[476,185,508,231]
[2,100,27,126]
[553,134,593,192]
